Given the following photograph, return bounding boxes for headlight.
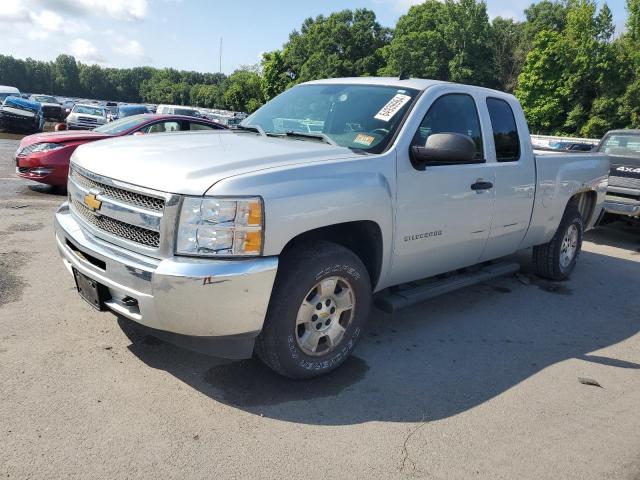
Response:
[176,197,263,256]
[30,142,65,153]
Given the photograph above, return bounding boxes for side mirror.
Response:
[411,132,477,170]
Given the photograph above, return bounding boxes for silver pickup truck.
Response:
[54,77,609,378]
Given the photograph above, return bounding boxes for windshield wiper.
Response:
[284,131,337,146]
[236,124,266,136]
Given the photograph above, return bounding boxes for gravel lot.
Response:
[1,133,639,480]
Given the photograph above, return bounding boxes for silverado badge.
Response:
[83,193,102,212]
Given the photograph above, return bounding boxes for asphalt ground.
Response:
[1,131,639,480]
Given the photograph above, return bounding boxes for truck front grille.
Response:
[70,196,160,248]
[68,167,169,251]
[70,169,165,211]
[609,175,640,190]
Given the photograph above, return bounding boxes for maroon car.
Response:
[16,114,227,187]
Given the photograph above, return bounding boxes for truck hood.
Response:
[71,131,356,195]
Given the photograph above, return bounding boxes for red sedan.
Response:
[15,114,227,187]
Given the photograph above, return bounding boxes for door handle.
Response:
[471,181,493,191]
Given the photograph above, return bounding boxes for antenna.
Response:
[219,37,223,73]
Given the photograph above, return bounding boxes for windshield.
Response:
[93,115,147,134]
[242,84,418,153]
[73,105,105,116]
[33,95,57,103]
[598,134,640,158]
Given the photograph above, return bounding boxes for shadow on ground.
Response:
[119,224,640,426]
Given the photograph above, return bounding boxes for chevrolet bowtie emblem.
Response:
[84,193,102,212]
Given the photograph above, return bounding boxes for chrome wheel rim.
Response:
[560,224,579,269]
[295,276,355,356]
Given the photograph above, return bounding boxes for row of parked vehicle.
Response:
[0,85,246,134]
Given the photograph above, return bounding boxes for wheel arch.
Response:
[567,190,597,225]
[280,220,384,289]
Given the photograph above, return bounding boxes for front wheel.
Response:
[532,204,584,281]
[255,241,372,379]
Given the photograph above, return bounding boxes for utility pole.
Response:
[219,37,222,74]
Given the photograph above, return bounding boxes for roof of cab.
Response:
[302,77,445,91]
[301,77,518,101]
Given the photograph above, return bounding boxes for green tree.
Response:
[222,69,264,112]
[380,0,494,86]
[515,31,568,133]
[52,55,80,96]
[261,9,390,98]
[490,17,525,92]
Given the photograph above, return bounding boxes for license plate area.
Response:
[72,268,110,310]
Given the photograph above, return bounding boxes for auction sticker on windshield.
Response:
[374,93,412,122]
[353,133,375,146]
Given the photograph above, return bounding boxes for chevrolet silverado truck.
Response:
[595,129,640,219]
[54,78,609,378]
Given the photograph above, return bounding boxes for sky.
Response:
[0,0,629,75]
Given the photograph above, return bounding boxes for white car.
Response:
[66,104,108,130]
[155,104,201,118]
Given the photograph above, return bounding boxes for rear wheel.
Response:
[532,204,584,281]
[255,241,372,379]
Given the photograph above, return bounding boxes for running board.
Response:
[374,262,520,313]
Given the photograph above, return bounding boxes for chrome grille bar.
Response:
[70,168,165,211]
[70,197,160,248]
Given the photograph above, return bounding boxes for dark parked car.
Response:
[111,104,150,121]
[596,129,640,219]
[15,114,227,186]
[0,96,44,134]
[29,94,63,121]
[548,141,595,152]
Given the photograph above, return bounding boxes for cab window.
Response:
[412,94,483,160]
[486,98,520,162]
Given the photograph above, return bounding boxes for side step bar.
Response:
[374,261,520,313]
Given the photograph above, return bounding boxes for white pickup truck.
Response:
[54,77,609,378]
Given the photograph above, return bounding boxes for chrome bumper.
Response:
[55,202,278,358]
[604,198,640,217]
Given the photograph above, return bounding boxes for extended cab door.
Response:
[478,97,536,261]
[389,87,496,286]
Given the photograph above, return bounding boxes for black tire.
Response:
[255,240,372,379]
[532,203,584,281]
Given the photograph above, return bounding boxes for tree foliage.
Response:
[379,0,494,86]
[1,1,639,135]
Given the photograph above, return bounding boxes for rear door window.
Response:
[486,98,520,162]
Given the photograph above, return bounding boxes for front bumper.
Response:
[604,195,640,217]
[55,202,278,358]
